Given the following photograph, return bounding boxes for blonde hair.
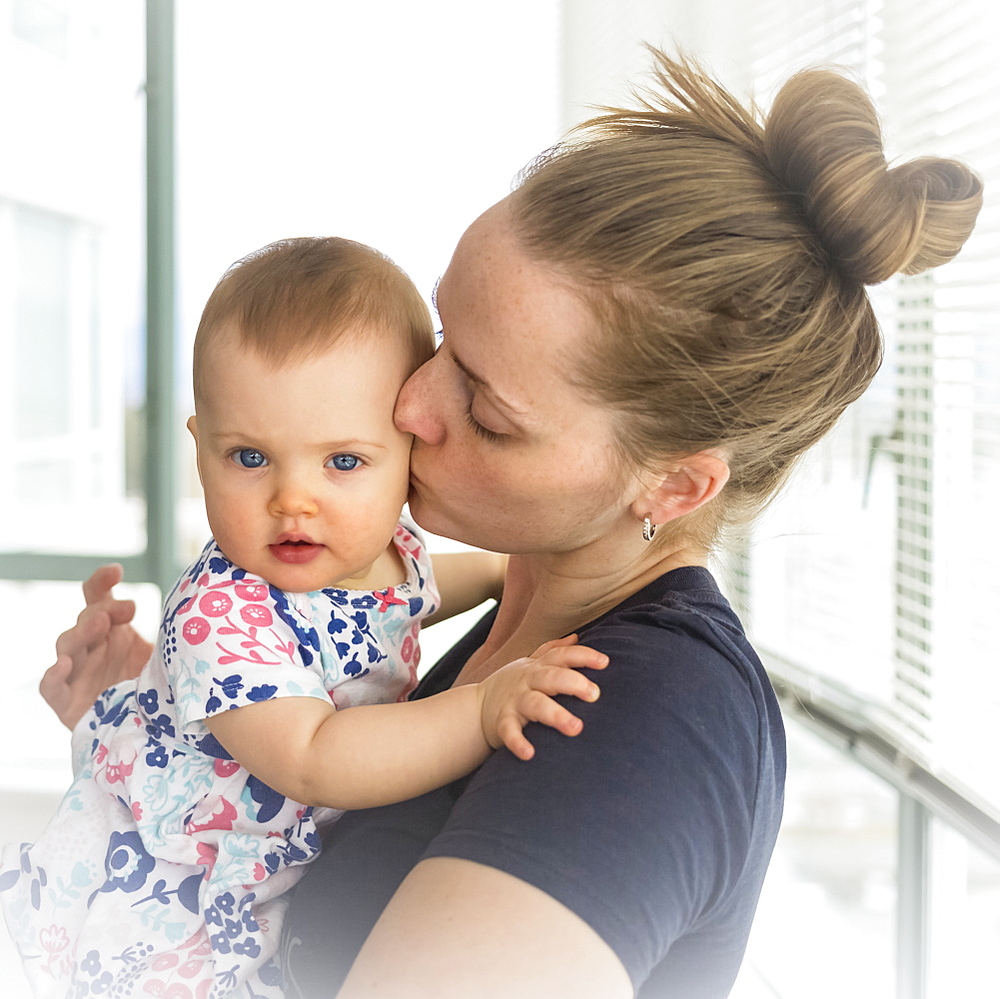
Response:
[511,52,982,549]
[193,237,434,402]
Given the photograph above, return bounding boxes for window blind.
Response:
[558,0,1000,817]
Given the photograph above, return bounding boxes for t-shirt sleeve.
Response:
[420,612,767,991]
[161,575,331,731]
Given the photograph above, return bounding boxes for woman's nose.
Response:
[394,357,445,446]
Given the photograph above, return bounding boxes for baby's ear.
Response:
[186,414,199,443]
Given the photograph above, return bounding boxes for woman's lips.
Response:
[269,540,323,564]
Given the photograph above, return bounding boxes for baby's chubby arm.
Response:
[205,635,606,811]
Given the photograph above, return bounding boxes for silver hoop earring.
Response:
[642,517,657,542]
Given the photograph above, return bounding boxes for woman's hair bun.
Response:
[764,70,983,285]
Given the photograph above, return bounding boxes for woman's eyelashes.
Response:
[464,409,506,444]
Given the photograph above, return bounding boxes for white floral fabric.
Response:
[0,518,437,999]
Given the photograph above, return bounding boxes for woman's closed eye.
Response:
[465,409,507,444]
[231,448,268,468]
[327,453,362,471]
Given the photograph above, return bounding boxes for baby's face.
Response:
[189,329,413,592]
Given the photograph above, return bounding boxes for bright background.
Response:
[1,1,998,996]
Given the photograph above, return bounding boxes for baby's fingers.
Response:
[537,644,609,672]
[519,689,586,738]
[498,716,536,761]
[531,664,601,703]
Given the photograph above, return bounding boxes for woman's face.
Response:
[394,199,641,555]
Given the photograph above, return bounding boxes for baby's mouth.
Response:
[270,535,323,564]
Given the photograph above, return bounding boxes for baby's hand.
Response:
[476,635,609,761]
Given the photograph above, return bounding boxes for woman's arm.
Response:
[206,637,606,809]
[337,857,633,999]
[41,564,153,729]
[423,551,507,626]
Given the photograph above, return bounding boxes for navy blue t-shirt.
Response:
[283,566,785,998]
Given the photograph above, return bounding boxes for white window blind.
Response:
[728,0,1000,817]
[558,0,1000,817]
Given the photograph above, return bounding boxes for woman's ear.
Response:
[632,450,730,528]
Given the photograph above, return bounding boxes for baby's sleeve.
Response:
[161,576,331,732]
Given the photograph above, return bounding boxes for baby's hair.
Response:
[193,237,434,402]
[511,50,982,549]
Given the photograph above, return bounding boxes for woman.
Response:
[41,53,981,997]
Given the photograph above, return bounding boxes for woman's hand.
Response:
[40,564,153,730]
[476,635,608,761]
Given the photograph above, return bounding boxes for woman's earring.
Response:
[642,517,657,542]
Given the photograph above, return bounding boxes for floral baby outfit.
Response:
[0,518,437,999]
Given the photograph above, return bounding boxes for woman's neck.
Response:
[456,533,706,684]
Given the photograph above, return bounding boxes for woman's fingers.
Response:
[81,563,124,607]
[55,608,112,661]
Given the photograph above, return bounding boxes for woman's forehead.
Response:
[439,205,605,420]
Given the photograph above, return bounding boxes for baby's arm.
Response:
[205,636,606,811]
[424,551,507,626]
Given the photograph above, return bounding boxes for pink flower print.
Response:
[252,862,267,882]
[214,758,241,778]
[152,952,181,971]
[105,757,135,784]
[400,635,414,663]
[198,591,233,617]
[131,801,143,821]
[195,842,217,874]
[40,925,70,955]
[187,797,238,833]
[240,603,273,627]
[183,617,211,644]
[235,582,269,602]
[95,744,109,764]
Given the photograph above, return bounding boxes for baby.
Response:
[0,237,606,999]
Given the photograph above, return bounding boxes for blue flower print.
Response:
[209,555,230,575]
[136,688,159,715]
[206,891,236,927]
[216,675,245,700]
[80,951,102,975]
[145,745,168,768]
[90,971,114,994]
[247,683,278,702]
[246,774,286,824]
[145,713,175,741]
[233,937,261,958]
[210,930,232,954]
[197,732,233,760]
[97,831,156,895]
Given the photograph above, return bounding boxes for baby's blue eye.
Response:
[328,454,361,471]
[234,449,267,468]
